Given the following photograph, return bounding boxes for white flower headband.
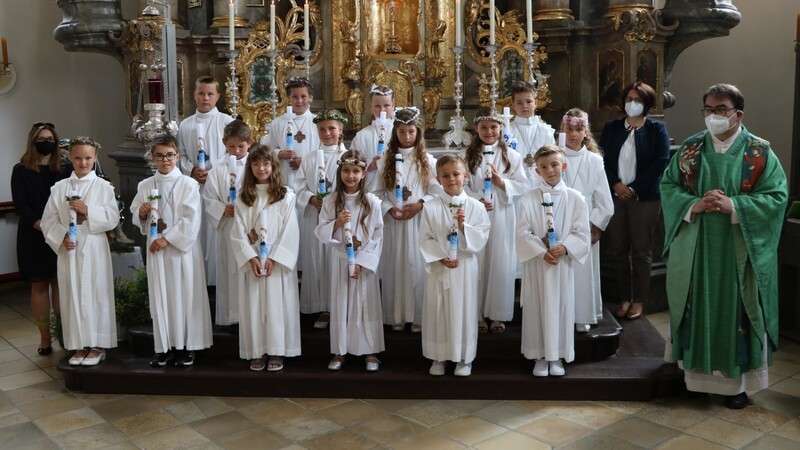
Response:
[370,84,393,96]
[562,115,589,129]
[393,106,421,124]
[337,158,367,168]
[473,111,503,124]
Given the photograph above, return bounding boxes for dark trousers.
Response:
[604,197,661,303]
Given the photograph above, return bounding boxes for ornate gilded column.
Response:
[211,0,251,29]
[534,0,573,21]
[604,0,656,42]
[138,0,182,28]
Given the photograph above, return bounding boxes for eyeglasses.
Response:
[153,153,178,161]
[700,106,736,117]
[32,122,54,129]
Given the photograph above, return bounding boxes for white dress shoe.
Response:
[429,361,446,376]
[575,323,591,333]
[454,361,472,377]
[69,349,88,366]
[81,349,106,366]
[327,355,344,370]
[549,360,565,376]
[410,324,422,333]
[391,324,405,331]
[532,359,549,377]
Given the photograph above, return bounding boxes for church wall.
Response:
[664,0,796,185]
[0,0,137,276]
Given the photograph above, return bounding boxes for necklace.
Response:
[293,116,308,143]
[517,122,539,167]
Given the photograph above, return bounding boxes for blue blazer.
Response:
[599,117,670,201]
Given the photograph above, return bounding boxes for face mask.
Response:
[624,101,644,118]
[35,140,57,156]
[705,113,735,136]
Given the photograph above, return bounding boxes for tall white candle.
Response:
[526,0,533,44]
[270,0,276,50]
[542,192,557,248]
[344,222,356,277]
[455,0,463,47]
[394,153,404,209]
[68,190,79,256]
[303,2,310,50]
[228,155,237,203]
[448,202,461,261]
[558,132,566,149]
[228,0,235,51]
[196,123,206,170]
[483,145,494,200]
[149,188,160,239]
[316,149,326,195]
[259,210,269,276]
[489,0,495,46]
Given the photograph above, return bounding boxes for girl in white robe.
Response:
[461,108,528,333]
[131,135,213,368]
[315,150,385,372]
[202,120,252,326]
[352,84,395,190]
[41,137,118,366]
[292,110,347,326]
[231,144,301,372]
[561,109,615,332]
[516,145,591,377]
[420,155,491,377]
[373,107,441,331]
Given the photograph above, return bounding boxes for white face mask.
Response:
[705,113,736,136]
[624,101,644,118]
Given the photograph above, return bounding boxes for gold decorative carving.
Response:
[123,14,164,54]
[605,6,657,42]
[465,1,526,65]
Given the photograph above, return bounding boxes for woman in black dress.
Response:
[11,123,70,355]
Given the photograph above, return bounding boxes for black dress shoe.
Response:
[725,392,748,409]
[37,346,53,356]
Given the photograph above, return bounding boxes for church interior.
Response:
[0,0,799,448]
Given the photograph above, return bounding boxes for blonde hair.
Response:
[562,108,602,155]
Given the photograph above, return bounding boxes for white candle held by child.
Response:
[344,221,356,277]
[558,132,566,150]
[448,202,461,261]
[149,188,160,239]
[483,145,494,200]
[316,149,326,195]
[196,123,207,170]
[67,190,79,256]
[542,192,558,248]
[227,155,237,203]
[394,153,404,209]
[259,209,269,276]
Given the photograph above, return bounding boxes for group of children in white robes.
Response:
[43,76,615,378]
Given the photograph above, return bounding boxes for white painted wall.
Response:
[664,0,796,182]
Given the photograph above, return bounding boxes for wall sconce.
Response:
[0,36,17,96]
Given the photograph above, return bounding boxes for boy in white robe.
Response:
[516,145,590,377]
[202,120,252,326]
[131,135,214,368]
[351,84,395,190]
[561,109,614,332]
[507,81,556,189]
[267,78,320,189]
[231,144,301,372]
[292,110,348,327]
[177,76,234,286]
[315,150,385,372]
[41,137,118,366]
[420,155,491,377]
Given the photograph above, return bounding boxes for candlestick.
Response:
[343,222,356,277]
[489,0,496,46]
[485,44,499,110]
[526,0,533,43]
[299,49,312,80]
[522,41,537,85]
[442,46,471,149]
[270,0,276,50]
[455,1,463,47]
[483,146,494,200]
[542,192,557,248]
[316,149,327,195]
[1,37,7,65]
[229,1,235,51]
[149,188,160,239]
[259,210,269,276]
[394,153,404,209]
[266,47,278,118]
[304,2,310,51]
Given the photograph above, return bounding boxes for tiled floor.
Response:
[1,282,799,449]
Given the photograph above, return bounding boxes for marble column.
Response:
[137,0,182,28]
[211,0,251,29]
[606,0,654,15]
[534,0,573,21]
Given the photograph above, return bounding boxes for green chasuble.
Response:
[661,126,787,379]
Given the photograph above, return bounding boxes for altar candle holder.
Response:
[522,42,537,86]
[442,45,470,149]
[299,49,312,81]
[226,49,240,119]
[266,47,279,120]
[484,44,499,111]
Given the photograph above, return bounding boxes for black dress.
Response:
[11,162,71,282]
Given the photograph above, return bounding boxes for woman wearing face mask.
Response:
[10,122,71,355]
[599,82,670,321]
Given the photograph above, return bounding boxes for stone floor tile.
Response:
[95,441,142,450]
[363,398,424,412]
[750,389,800,418]
[0,391,12,411]
[636,400,717,430]
[0,407,30,429]
[34,406,105,436]
[0,325,39,339]
[191,397,235,418]
[0,349,25,363]
[318,399,386,427]
[217,396,267,410]
[189,411,256,441]
[602,416,680,448]
[18,393,85,420]
[0,358,40,378]
[2,421,52,448]
[655,434,730,450]
[771,418,800,442]
[685,417,763,448]
[433,415,506,446]
[351,414,426,445]
[0,318,35,331]
[769,358,800,377]
[165,400,208,424]
[288,397,351,411]
[386,431,466,450]
[5,380,68,405]
[714,404,791,432]
[515,415,592,446]
[51,422,127,449]
[474,401,543,429]
[439,399,499,414]
[395,400,468,427]
[133,424,210,449]
[0,369,53,391]
[302,428,380,450]
[559,432,645,450]
[214,426,292,450]
[91,396,164,422]
[743,433,800,450]
[111,409,182,437]
[7,333,41,348]
[473,430,551,450]
[768,378,800,398]
[551,402,628,429]
[267,412,344,441]
[589,400,649,415]
[239,398,306,425]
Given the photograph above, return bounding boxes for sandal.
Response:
[478,319,489,334]
[267,356,284,372]
[490,321,506,333]
[626,302,644,320]
[249,358,266,372]
[614,301,632,318]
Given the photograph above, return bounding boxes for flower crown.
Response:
[313,110,349,125]
[562,115,589,128]
[393,106,421,124]
[285,77,312,89]
[337,158,367,168]
[370,84,393,97]
[473,111,503,125]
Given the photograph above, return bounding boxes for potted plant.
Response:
[114,266,150,339]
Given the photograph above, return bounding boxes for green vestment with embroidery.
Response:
[661,126,787,379]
